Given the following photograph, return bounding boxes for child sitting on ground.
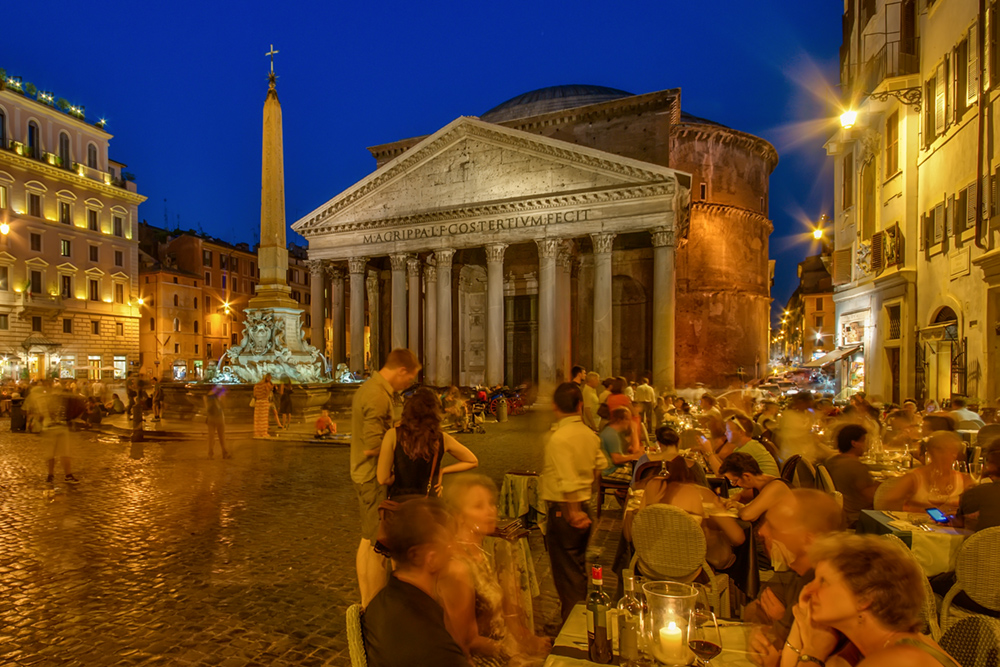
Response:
[314,410,336,439]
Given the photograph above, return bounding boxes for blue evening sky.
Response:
[2,0,842,319]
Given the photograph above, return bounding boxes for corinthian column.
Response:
[591,232,615,378]
[436,249,455,386]
[556,243,573,382]
[424,261,437,382]
[308,260,325,353]
[407,258,421,354]
[327,265,345,368]
[485,243,507,387]
[390,254,408,350]
[367,270,381,370]
[651,229,676,391]
[536,238,560,394]
[348,257,368,373]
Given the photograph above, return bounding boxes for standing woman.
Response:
[278,380,294,429]
[377,387,479,499]
[253,373,274,438]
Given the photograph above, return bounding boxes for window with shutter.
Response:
[886,112,899,175]
[872,231,885,273]
[934,202,946,243]
[936,62,947,135]
[957,189,968,235]
[948,194,957,236]
[969,22,980,105]
[925,77,937,146]
[832,248,853,285]
[968,181,978,230]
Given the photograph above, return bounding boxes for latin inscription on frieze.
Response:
[361,209,591,245]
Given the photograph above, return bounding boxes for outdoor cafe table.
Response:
[857,510,971,577]
[500,471,547,533]
[545,603,758,666]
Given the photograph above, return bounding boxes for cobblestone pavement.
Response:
[0,410,620,666]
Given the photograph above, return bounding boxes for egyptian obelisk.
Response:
[249,46,298,310]
[218,47,327,384]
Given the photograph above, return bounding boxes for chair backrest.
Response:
[633,460,663,486]
[346,603,368,667]
[780,454,802,484]
[958,419,987,431]
[631,504,706,581]
[977,423,1000,449]
[955,526,1000,611]
[792,457,817,489]
[873,477,903,511]
[881,534,941,640]
[940,615,1000,667]
[815,464,835,493]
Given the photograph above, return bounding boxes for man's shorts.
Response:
[353,477,387,542]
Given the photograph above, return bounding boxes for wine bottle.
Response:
[617,569,643,667]
[586,565,613,664]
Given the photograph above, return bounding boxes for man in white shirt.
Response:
[634,377,656,431]
[950,397,985,427]
[540,382,604,621]
[581,372,601,431]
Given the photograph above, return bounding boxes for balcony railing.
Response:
[19,292,65,317]
[861,39,919,94]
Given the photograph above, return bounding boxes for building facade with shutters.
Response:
[0,77,145,381]
[828,0,1000,404]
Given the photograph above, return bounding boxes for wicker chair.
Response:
[976,423,1000,449]
[941,526,1000,631]
[873,476,903,511]
[940,615,1000,667]
[346,603,368,667]
[628,503,730,616]
[813,465,844,509]
[881,533,942,640]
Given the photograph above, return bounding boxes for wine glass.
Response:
[953,461,969,474]
[688,607,722,665]
[970,459,983,484]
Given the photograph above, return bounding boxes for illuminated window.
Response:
[61,239,71,257]
[0,266,7,290]
[60,201,71,224]
[885,111,899,175]
[89,279,99,301]
[0,185,6,209]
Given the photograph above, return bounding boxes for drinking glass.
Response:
[970,459,983,484]
[688,607,722,665]
[953,461,969,474]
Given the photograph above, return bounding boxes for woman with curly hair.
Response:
[781,533,959,666]
[377,387,479,499]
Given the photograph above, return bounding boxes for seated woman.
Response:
[600,407,641,482]
[632,426,708,488]
[718,452,791,523]
[630,457,745,571]
[439,475,551,666]
[881,431,973,515]
[783,533,960,667]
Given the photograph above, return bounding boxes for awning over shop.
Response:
[21,336,62,351]
[802,345,862,369]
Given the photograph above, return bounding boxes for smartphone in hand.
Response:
[926,508,949,524]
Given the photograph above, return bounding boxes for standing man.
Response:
[581,372,601,431]
[540,382,604,622]
[351,348,421,607]
[570,365,586,387]
[634,377,656,431]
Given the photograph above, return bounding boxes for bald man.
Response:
[745,490,844,665]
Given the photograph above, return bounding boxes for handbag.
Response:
[374,430,442,557]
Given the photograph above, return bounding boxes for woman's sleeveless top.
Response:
[388,428,444,499]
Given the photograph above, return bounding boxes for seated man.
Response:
[950,396,985,427]
[362,499,469,667]
[718,452,791,523]
[823,423,877,527]
[599,407,641,482]
[314,409,336,439]
[744,490,843,665]
[954,445,1000,532]
[696,413,780,477]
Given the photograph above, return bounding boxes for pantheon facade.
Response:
[294,86,777,391]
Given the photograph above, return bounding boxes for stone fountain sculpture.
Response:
[216,51,329,385]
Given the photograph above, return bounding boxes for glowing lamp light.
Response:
[0,222,8,235]
[840,110,857,129]
[813,228,824,240]
[137,297,144,305]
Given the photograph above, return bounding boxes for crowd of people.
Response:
[352,356,997,667]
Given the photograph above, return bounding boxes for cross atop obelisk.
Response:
[266,44,279,85]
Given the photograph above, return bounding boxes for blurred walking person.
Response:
[151,377,164,422]
[43,382,85,484]
[253,373,274,438]
[205,384,230,459]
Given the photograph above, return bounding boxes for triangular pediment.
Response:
[294,116,680,234]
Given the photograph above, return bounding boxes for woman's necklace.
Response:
[882,631,902,649]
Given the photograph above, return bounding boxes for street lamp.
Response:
[0,222,8,235]
[840,109,857,129]
[813,228,824,240]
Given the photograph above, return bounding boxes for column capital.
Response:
[306,259,325,275]
[536,238,562,259]
[389,254,409,272]
[434,249,455,267]
[326,264,344,281]
[407,257,421,277]
[424,264,437,283]
[590,232,616,254]
[348,257,369,275]
[651,228,675,248]
[485,243,508,264]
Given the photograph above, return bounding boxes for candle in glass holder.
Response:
[654,620,685,664]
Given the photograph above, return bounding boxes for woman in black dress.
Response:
[278,380,293,429]
[377,387,479,499]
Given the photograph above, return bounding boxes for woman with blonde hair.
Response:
[252,373,274,438]
[439,474,551,665]
[782,533,959,666]
[882,431,973,514]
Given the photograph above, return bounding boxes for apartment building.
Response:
[0,75,145,380]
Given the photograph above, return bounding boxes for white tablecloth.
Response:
[887,515,970,576]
